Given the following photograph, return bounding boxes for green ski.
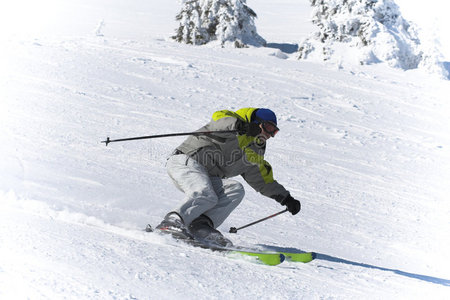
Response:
[280,251,316,263]
[227,250,285,266]
[145,224,315,266]
[232,247,315,264]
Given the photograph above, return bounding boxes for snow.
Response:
[172,0,266,47]
[1,0,450,299]
[394,0,450,60]
[296,0,448,78]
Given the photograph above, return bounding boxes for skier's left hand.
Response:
[283,195,301,215]
[236,120,261,136]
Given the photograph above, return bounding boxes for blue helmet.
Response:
[253,108,277,125]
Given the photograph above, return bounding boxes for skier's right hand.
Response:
[282,195,301,215]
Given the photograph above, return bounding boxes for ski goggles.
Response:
[261,121,279,137]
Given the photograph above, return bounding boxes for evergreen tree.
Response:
[173,0,266,48]
[298,0,447,77]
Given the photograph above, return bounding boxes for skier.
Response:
[156,108,301,246]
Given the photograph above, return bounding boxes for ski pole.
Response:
[229,209,289,233]
[101,130,238,146]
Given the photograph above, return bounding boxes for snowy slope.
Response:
[1,1,450,299]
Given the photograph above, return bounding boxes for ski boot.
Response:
[155,212,193,240]
[188,215,233,248]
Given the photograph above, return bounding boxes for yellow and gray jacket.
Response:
[176,108,290,200]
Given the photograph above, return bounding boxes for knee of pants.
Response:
[227,180,245,202]
[190,189,219,206]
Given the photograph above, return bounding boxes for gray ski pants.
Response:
[166,153,245,228]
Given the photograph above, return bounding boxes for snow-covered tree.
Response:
[172,0,266,48]
[298,0,447,77]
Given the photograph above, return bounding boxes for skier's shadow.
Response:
[259,244,450,287]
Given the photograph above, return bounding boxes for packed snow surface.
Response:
[1,0,449,299]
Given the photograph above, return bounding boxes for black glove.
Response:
[237,120,261,137]
[281,195,301,215]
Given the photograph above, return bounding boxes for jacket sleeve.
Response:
[204,116,244,139]
[241,160,290,200]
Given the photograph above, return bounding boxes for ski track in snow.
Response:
[1,1,450,299]
[1,193,449,299]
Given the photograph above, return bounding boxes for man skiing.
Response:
[156,108,301,247]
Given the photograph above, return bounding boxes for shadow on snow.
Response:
[259,244,450,287]
[265,43,298,54]
[443,61,450,80]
